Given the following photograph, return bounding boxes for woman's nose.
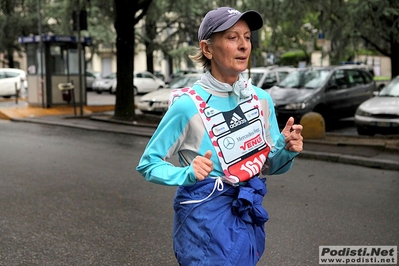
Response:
[238,37,250,51]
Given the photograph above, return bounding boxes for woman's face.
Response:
[202,19,252,85]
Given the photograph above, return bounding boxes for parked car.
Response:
[242,66,295,90]
[268,65,376,128]
[137,73,202,114]
[166,69,203,84]
[130,71,166,95]
[340,63,390,91]
[154,71,165,81]
[0,68,27,98]
[93,71,165,95]
[92,72,116,94]
[354,75,399,136]
[85,70,102,91]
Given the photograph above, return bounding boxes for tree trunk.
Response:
[6,48,14,68]
[391,41,399,78]
[167,55,173,77]
[113,0,135,121]
[145,17,156,74]
[146,44,154,74]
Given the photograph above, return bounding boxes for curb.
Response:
[300,150,399,171]
[10,116,156,137]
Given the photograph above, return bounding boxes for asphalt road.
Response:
[0,121,398,265]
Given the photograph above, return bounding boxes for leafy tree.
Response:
[250,0,399,77]
[349,0,399,77]
[138,0,217,77]
[74,0,117,67]
[240,0,318,66]
[3,0,399,122]
[0,0,38,67]
[313,0,354,65]
[38,0,116,70]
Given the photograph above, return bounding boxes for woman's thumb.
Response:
[204,150,212,159]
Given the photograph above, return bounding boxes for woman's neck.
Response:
[210,69,239,86]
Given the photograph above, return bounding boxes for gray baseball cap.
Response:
[198,7,263,42]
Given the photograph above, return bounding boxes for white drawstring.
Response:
[180,177,224,205]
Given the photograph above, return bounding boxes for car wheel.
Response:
[357,126,375,136]
[133,87,138,96]
[109,87,113,94]
[96,90,102,94]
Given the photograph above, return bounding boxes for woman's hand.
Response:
[192,150,214,181]
[281,117,303,152]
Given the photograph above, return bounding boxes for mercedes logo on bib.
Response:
[223,137,235,150]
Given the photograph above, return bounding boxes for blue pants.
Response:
[173,177,269,266]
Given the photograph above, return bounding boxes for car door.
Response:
[346,69,375,109]
[324,69,353,119]
[141,72,158,93]
[134,72,153,93]
[325,69,374,119]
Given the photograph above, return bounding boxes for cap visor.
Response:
[214,10,263,33]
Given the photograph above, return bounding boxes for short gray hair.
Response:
[189,38,213,71]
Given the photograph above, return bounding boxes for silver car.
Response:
[92,72,116,94]
[93,71,165,95]
[85,70,102,91]
[137,73,202,114]
[355,75,399,136]
[242,66,295,90]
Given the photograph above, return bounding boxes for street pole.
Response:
[37,0,45,108]
[76,1,84,116]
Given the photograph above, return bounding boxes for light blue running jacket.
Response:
[136,83,298,266]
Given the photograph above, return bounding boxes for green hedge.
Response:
[277,50,309,66]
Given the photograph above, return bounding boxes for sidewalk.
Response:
[1,101,399,171]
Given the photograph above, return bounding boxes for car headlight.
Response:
[355,108,371,117]
[284,102,307,110]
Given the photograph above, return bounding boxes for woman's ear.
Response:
[200,40,212,60]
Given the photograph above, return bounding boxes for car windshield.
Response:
[278,69,331,89]
[87,71,101,78]
[104,73,116,79]
[241,72,263,85]
[4,72,20,77]
[168,75,200,89]
[379,77,399,97]
[93,72,102,78]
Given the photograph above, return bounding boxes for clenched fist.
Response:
[192,150,214,181]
